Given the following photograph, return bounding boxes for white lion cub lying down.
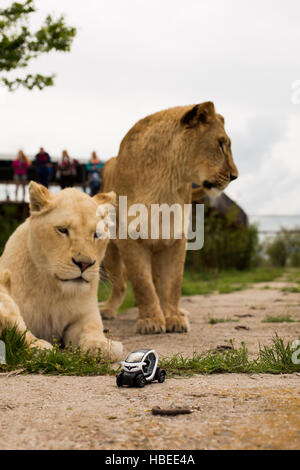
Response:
[0,182,123,360]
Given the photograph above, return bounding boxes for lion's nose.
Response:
[230,173,238,181]
[72,257,96,272]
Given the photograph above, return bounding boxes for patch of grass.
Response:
[1,328,299,377]
[182,267,284,297]
[0,326,31,366]
[282,286,300,294]
[98,281,136,313]
[208,317,238,325]
[257,335,300,373]
[160,341,251,376]
[98,268,284,313]
[262,314,296,323]
[160,335,300,377]
[0,326,115,376]
[181,272,244,296]
[283,269,300,284]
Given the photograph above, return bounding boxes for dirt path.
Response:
[1,282,300,450]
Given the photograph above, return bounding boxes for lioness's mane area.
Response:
[103,103,234,202]
[104,107,188,201]
[117,107,189,190]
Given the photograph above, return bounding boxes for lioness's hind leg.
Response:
[101,242,127,319]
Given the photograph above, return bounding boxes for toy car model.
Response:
[116,349,166,387]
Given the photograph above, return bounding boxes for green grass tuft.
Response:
[160,335,300,377]
[208,317,238,324]
[262,315,296,323]
[282,287,300,294]
[159,340,251,376]
[0,326,31,366]
[0,326,115,376]
[283,269,300,284]
[256,334,300,373]
[1,330,299,378]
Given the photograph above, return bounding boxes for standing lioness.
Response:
[101,101,238,334]
[0,182,123,360]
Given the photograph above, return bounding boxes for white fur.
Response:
[0,183,123,361]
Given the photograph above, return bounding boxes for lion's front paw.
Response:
[166,310,190,333]
[100,307,117,320]
[101,339,123,361]
[136,317,166,334]
[82,338,123,361]
[29,338,53,350]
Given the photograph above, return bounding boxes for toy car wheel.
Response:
[157,369,166,383]
[116,372,123,387]
[135,373,146,388]
[155,367,163,381]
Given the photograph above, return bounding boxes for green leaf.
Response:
[0,0,76,91]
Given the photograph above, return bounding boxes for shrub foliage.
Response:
[186,204,259,271]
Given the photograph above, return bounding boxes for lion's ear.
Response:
[29,181,53,213]
[93,191,116,206]
[0,270,11,293]
[181,101,215,127]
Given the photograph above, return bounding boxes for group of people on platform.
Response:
[12,148,104,200]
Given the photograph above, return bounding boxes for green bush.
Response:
[0,206,19,255]
[265,235,288,267]
[264,228,300,267]
[186,204,259,271]
[0,204,28,255]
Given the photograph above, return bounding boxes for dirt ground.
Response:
[1,281,300,450]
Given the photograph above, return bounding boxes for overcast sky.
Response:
[1,0,300,215]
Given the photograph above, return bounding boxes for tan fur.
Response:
[0,270,52,350]
[0,182,123,360]
[191,187,206,201]
[101,102,238,334]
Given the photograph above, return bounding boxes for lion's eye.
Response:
[219,139,226,154]
[94,230,106,240]
[57,227,69,236]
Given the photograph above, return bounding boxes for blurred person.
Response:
[86,151,104,196]
[56,150,78,189]
[12,150,30,201]
[34,147,52,188]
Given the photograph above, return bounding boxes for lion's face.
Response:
[180,102,238,197]
[28,183,115,293]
